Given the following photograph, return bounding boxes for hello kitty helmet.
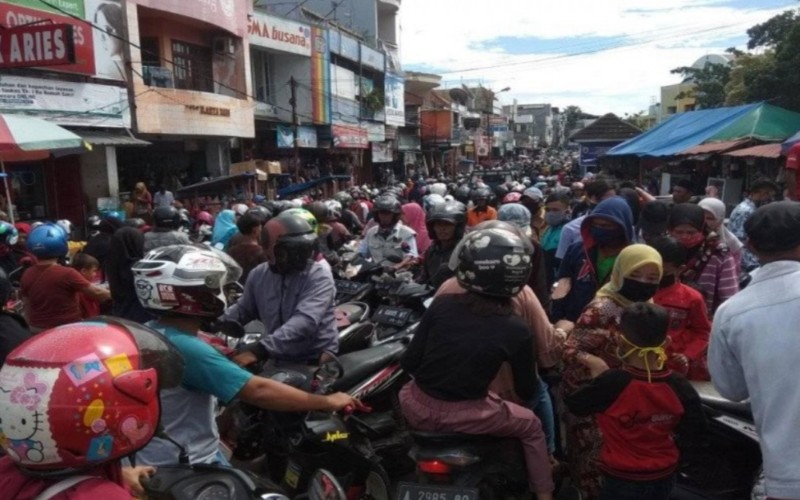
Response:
[454,226,532,298]
[0,318,184,473]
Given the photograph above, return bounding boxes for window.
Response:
[141,37,160,66]
[252,50,273,104]
[667,106,678,114]
[171,40,213,92]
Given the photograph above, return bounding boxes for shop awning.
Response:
[277,175,351,198]
[679,139,750,156]
[73,130,151,147]
[724,143,784,158]
[176,172,261,197]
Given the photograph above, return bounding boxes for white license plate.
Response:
[396,482,478,500]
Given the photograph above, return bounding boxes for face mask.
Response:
[617,335,668,383]
[659,274,677,289]
[590,226,624,246]
[544,212,566,227]
[618,277,659,302]
[677,233,705,249]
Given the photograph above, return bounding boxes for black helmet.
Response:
[261,211,318,274]
[494,184,510,202]
[373,195,402,215]
[124,218,146,229]
[307,201,330,225]
[334,191,353,207]
[247,205,273,223]
[426,201,467,239]
[455,185,471,203]
[471,186,492,201]
[456,227,532,297]
[153,206,180,229]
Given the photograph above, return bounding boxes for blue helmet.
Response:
[27,223,68,259]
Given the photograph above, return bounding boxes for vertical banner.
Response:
[311,26,331,125]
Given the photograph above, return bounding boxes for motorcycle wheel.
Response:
[360,463,391,500]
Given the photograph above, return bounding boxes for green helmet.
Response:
[283,207,318,235]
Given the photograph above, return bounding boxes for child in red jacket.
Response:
[650,236,711,380]
[72,252,102,319]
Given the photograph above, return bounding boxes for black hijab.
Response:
[107,227,152,323]
[668,203,705,232]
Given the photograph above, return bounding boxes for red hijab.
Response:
[401,203,431,255]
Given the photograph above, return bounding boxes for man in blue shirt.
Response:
[132,244,362,466]
[727,179,777,272]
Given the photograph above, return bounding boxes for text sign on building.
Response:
[249,12,312,57]
[0,23,76,68]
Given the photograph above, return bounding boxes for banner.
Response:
[5,0,85,17]
[249,12,312,57]
[277,124,293,148]
[384,73,405,127]
[364,122,385,142]
[0,24,76,68]
[580,142,618,167]
[0,75,130,127]
[332,124,367,149]
[372,142,393,163]
[311,26,331,125]
[277,124,317,148]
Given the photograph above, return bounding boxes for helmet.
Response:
[289,198,304,208]
[426,201,467,238]
[333,191,353,207]
[124,218,146,229]
[153,206,180,230]
[455,227,532,297]
[87,215,102,235]
[232,203,249,216]
[246,205,273,222]
[195,211,214,226]
[373,195,402,215]
[262,211,319,274]
[27,223,68,259]
[0,318,184,472]
[55,219,73,237]
[0,221,19,247]
[502,192,522,204]
[494,184,510,201]
[471,186,492,201]
[422,194,445,213]
[132,245,242,317]
[323,200,342,222]
[455,185,471,203]
[428,183,447,197]
[283,208,318,234]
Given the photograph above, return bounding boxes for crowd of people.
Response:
[0,161,798,500]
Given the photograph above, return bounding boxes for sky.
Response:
[400,0,796,116]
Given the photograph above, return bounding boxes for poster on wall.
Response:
[0,75,130,127]
[277,124,293,148]
[277,125,318,148]
[372,142,393,163]
[85,0,125,81]
[384,73,405,127]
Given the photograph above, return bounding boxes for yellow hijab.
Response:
[595,244,663,307]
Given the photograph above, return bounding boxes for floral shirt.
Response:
[728,198,758,270]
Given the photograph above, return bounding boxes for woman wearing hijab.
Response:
[668,203,739,315]
[560,244,663,500]
[697,198,743,275]
[107,227,152,323]
[131,182,152,222]
[401,203,432,256]
[211,209,238,250]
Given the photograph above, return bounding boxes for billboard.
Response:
[249,12,312,57]
[384,73,405,127]
[0,24,76,68]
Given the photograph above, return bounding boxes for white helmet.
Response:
[324,200,343,220]
[132,244,242,318]
[232,203,249,216]
[423,194,446,213]
[429,183,447,197]
[55,219,73,237]
[290,198,304,208]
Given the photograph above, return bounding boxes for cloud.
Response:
[400,0,794,115]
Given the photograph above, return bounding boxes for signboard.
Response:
[135,0,245,36]
[0,75,130,127]
[360,43,384,71]
[248,12,312,57]
[0,23,76,68]
[384,73,405,127]
[338,33,359,62]
[277,124,293,148]
[5,0,84,17]
[310,26,331,125]
[332,124,367,149]
[363,123,385,142]
[579,141,618,167]
[372,142,393,163]
[277,124,318,148]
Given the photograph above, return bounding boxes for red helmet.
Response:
[502,192,522,204]
[0,318,184,472]
[196,211,214,226]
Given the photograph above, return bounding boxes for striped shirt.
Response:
[694,252,739,315]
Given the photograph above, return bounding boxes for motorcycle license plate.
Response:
[396,482,478,500]
[284,460,301,489]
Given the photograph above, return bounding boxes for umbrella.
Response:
[0,114,85,224]
[784,130,800,154]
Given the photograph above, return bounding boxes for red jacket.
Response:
[654,280,711,380]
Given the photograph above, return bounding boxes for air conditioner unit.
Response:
[213,37,236,55]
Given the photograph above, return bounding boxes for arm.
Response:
[668,374,709,442]
[238,376,360,412]
[714,254,740,307]
[516,286,564,369]
[403,233,419,258]
[220,267,261,325]
[259,267,336,359]
[562,304,613,368]
[707,314,749,401]
[564,370,630,417]
[683,293,711,362]
[400,298,437,374]
[80,284,111,302]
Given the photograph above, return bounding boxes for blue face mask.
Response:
[590,226,625,246]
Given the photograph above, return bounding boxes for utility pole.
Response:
[290,76,300,179]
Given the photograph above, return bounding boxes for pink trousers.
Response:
[399,381,554,494]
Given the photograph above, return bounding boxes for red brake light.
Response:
[418,460,452,474]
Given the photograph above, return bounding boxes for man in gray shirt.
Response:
[144,206,191,252]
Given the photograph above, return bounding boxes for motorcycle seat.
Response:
[702,397,752,421]
[410,431,496,445]
[332,342,405,391]
[335,302,370,329]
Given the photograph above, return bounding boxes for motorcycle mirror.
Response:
[218,320,246,338]
[423,297,434,309]
[315,354,344,390]
[308,469,347,500]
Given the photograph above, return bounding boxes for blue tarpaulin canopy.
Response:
[607,103,760,158]
[278,175,351,198]
[784,130,800,153]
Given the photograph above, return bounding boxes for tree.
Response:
[724,52,780,106]
[622,111,651,131]
[670,62,732,109]
[563,105,583,135]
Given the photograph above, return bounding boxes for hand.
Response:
[233,350,258,367]
[578,353,609,378]
[554,319,574,334]
[122,465,155,497]
[326,392,368,412]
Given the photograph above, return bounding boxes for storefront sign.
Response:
[277,124,318,148]
[0,75,130,127]
[0,23,75,68]
[248,12,311,57]
[5,0,85,17]
[185,104,231,117]
[332,123,367,149]
[363,123,385,142]
[135,0,244,36]
[384,73,405,127]
[580,142,618,167]
[372,142,393,163]
[360,43,384,71]
[338,33,359,62]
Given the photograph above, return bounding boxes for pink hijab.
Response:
[402,203,431,255]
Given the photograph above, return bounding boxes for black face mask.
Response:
[618,277,659,302]
[659,274,677,289]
